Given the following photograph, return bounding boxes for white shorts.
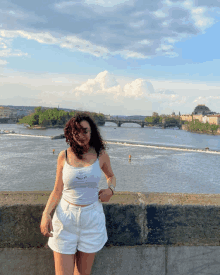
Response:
[47,197,108,254]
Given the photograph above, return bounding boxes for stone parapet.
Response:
[1,191,220,248]
[1,191,220,274]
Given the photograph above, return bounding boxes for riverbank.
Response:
[24,121,105,129]
[182,124,220,135]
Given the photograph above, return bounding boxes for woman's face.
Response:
[73,120,91,147]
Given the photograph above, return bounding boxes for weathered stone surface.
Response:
[2,245,220,275]
[167,246,220,275]
[104,204,147,246]
[146,204,220,246]
[1,191,220,275]
[0,247,54,275]
[93,246,165,275]
[0,246,165,275]
[2,191,220,206]
[1,191,220,248]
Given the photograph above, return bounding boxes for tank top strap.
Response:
[65,149,67,160]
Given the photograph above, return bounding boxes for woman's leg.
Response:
[74,250,96,275]
[53,251,75,275]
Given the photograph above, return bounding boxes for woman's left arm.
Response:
[98,150,116,202]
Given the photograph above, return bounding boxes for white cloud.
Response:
[0,0,219,62]
[191,6,215,30]
[72,71,155,100]
[0,48,28,58]
[153,9,168,18]
[192,95,220,113]
[0,30,110,58]
[155,89,177,95]
[84,0,133,7]
[65,71,191,114]
[123,79,155,97]
[1,69,220,115]
[194,95,220,104]
[74,71,120,96]
[0,59,8,65]
[208,96,220,100]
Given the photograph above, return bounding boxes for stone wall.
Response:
[1,191,220,275]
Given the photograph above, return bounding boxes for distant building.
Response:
[203,115,220,125]
[193,104,215,115]
[180,114,192,122]
[180,105,220,125]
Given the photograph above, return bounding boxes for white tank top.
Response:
[62,149,102,205]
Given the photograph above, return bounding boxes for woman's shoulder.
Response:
[52,150,66,171]
[98,150,109,167]
[58,150,66,158]
[99,149,107,156]
[57,150,66,167]
[99,149,107,158]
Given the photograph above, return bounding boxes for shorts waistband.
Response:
[61,197,100,212]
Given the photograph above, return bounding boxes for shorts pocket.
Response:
[55,200,71,226]
[94,201,104,215]
[51,211,64,236]
[94,203,106,230]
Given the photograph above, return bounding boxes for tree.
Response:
[210,124,219,134]
[153,116,160,124]
[17,108,104,128]
[145,116,153,123]
[34,106,43,113]
[152,112,159,117]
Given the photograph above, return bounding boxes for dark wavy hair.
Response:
[64,112,106,159]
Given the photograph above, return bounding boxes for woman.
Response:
[40,112,116,275]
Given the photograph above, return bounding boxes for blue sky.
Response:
[0,0,220,115]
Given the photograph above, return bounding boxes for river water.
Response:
[0,123,220,194]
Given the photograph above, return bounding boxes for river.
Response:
[0,123,220,194]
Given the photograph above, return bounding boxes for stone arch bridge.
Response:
[105,119,181,129]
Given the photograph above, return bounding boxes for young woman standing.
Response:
[40,113,116,275]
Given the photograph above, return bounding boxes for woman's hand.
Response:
[98,188,113,202]
[40,213,53,237]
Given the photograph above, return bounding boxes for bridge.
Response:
[105,119,181,129]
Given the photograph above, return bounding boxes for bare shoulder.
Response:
[57,150,66,167]
[99,149,107,156]
[53,150,66,194]
[58,150,66,158]
[99,149,108,159]
[99,150,110,168]
[99,150,114,178]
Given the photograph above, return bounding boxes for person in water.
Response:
[40,112,116,275]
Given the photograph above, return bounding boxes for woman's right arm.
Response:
[40,150,65,237]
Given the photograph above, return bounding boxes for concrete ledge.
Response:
[1,191,220,274]
[2,191,220,206]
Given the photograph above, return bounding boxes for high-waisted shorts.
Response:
[47,197,108,254]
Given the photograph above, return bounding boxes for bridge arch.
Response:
[105,120,145,127]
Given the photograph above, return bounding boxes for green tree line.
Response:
[17,107,105,128]
[144,114,181,125]
[185,119,219,135]
[145,116,163,124]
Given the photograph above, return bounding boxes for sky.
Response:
[0,0,220,116]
